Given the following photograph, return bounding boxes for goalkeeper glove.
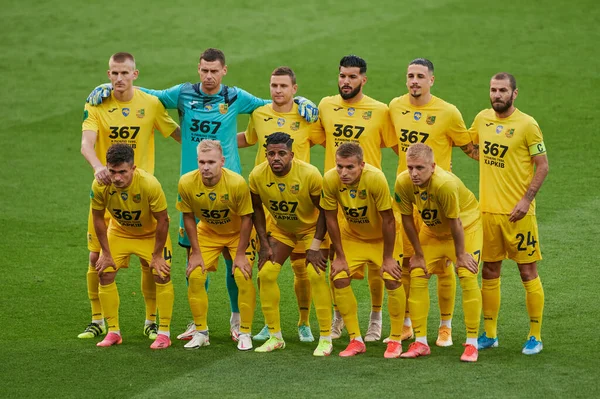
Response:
[86,83,113,105]
[294,96,319,123]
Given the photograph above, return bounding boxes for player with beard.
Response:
[469,73,548,355]
[312,55,397,342]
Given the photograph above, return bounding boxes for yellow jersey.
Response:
[321,163,393,241]
[389,94,471,175]
[176,168,253,235]
[395,166,480,239]
[82,90,178,175]
[245,103,326,166]
[91,168,167,238]
[249,158,322,235]
[314,94,396,171]
[469,108,546,215]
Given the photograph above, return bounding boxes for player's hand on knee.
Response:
[233,254,252,280]
[381,257,402,280]
[456,252,479,274]
[257,245,273,271]
[151,255,171,281]
[86,83,113,106]
[186,252,205,277]
[330,257,349,278]
[95,254,115,276]
[306,249,327,274]
[294,96,319,123]
[409,254,428,276]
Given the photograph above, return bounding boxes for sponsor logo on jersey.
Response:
[350,189,357,198]
[426,115,436,125]
[348,108,355,116]
[122,108,130,117]
[414,111,422,121]
[362,111,372,120]
[290,184,299,194]
[136,109,145,119]
[333,107,343,111]
[220,193,229,203]
[204,104,213,111]
[209,192,217,201]
[358,189,367,199]
[290,122,300,131]
[277,118,285,127]
[83,110,89,121]
[505,128,515,138]
[133,194,141,203]
[496,125,504,134]
[278,183,286,192]
[121,192,128,200]
[402,110,410,115]
[219,103,228,114]
[420,191,427,201]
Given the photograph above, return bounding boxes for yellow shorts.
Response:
[196,226,256,271]
[401,207,421,258]
[420,224,483,275]
[87,206,111,252]
[332,237,399,282]
[103,233,173,273]
[481,213,542,263]
[269,222,330,251]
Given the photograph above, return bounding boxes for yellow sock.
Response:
[155,280,174,333]
[387,285,407,341]
[401,266,411,319]
[307,266,332,336]
[437,261,456,322]
[234,269,256,334]
[481,277,501,338]
[188,268,209,331]
[458,269,481,339]
[334,285,360,339]
[409,270,430,338]
[367,265,384,313]
[87,265,103,321]
[258,261,282,334]
[291,257,311,326]
[141,265,157,322]
[523,276,544,341]
[98,282,120,332]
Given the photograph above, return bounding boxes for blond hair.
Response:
[197,139,223,156]
[406,143,435,163]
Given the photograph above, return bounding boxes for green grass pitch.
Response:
[1,0,599,397]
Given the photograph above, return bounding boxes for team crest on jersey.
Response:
[122,108,130,117]
[350,189,357,198]
[133,194,141,203]
[362,111,372,120]
[505,128,515,138]
[209,192,217,201]
[420,191,427,201]
[121,192,128,201]
[219,103,228,114]
[426,115,436,125]
[290,184,299,194]
[290,122,300,131]
[220,193,229,203]
[358,189,367,199]
[348,107,355,116]
[496,125,504,134]
[277,118,285,127]
[278,183,286,192]
[136,109,145,119]
[414,112,422,121]
[204,104,213,111]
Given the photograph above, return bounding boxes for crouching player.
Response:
[91,143,174,349]
[321,143,406,358]
[249,132,333,356]
[395,143,482,362]
[177,140,256,351]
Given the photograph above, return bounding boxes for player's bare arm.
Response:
[459,142,480,161]
[251,192,272,269]
[380,209,401,280]
[237,132,250,148]
[448,217,478,274]
[183,212,205,276]
[509,154,549,223]
[170,126,182,144]
[233,214,253,279]
[401,213,427,276]
[325,209,349,278]
[92,208,114,275]
[306,194,327,272]
[81,130,111,185]
[150,209,171,281]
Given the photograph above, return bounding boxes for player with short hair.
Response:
[388,57,479,346]
[238,66,326,342]
[79,52,180,340]
[313,55,398,341]
[470,72,549,355]
[177,140,256,351]
[91,144,174,349]
[395,143,482,362]
[249,133,333,356]
[321,143,406,358]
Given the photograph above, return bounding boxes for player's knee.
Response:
[482,261,502,279]
[89,251,100,265]
[518,262,538,281]
[333,278,351,289]
[385,279,401,290]
[257,262,278,283]
[154,275,171,283]
[99,272,116,286]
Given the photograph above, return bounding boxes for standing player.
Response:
[389,58,478,345]
[91,144,174,349]
[177,140,256,351]
[321,143,406,358]
[470,73,548,355]
[238,66,326,342]
[314,55,398,341]
[249,133,333,356]
[80,52,180,340]
[395,143,482,362]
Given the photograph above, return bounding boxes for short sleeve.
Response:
[394,175,414,215]
[380,108,397,148]
[446,106,471,147]
[234,178,254,216]
[235,87,270,114]
[319,172,338,211]
[82,103,99,132]
[245,115,258,145]
[372,173,392,211]
[90,180,105,210]
[140,84,183,110]
[176,177,193,213]
[148,179,168,213]
[152,99,179,138]
[436,181,460,219]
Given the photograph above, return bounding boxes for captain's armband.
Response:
[529,142,546,156]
